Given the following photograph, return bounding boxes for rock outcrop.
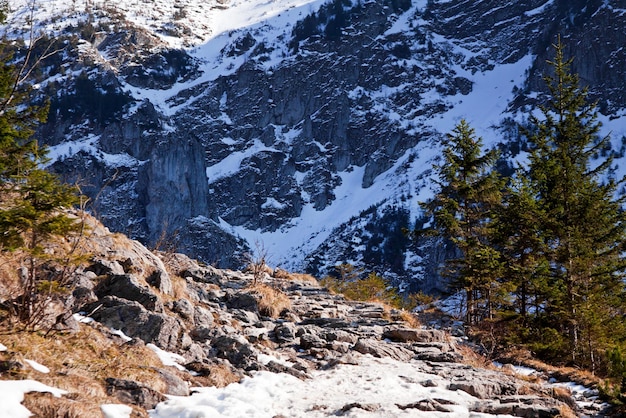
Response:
[7,0,626,293]
[44,220,605,416]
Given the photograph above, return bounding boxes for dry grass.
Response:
[187,362,241,389]
[273,269,319,284]
[498,347,601,389]
[23,393,148,418]
[0,323,169,417]
[556,404,578,418]
[456,344,496,370]
[247,283,291,318]
[394,309,421,328]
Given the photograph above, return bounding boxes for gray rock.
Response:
[211,335,258,369]
[226,292,258,311]
[86,258,125,276]
[172,298,195,320]
[299,333,326,350]
[181,266,224,285]
[146,269,173,295]
[383,328,447,343]
[156,368,190,396]
[352,339,414,362]
[471,396,564,418]
[338,403,380,415]
[274,322,297,343]
[105,377,165,409]
[95,274,164,312]
[449,379,518,399]
[193,306,215,328]
[87,296,182,350]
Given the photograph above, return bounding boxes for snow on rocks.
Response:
[0,380,67,418]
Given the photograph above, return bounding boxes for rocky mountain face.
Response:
[2,216,605,416]
[7,0,626,293]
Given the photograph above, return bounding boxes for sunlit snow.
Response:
[0,380,67,418]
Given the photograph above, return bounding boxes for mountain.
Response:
[5,0,626,293]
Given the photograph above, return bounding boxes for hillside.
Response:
[4,0,626,293]
[0,214,609,417]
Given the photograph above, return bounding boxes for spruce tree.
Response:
[0,10,83,329]
[423,120,504,324]
[523,38,626,368]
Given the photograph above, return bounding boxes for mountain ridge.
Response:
[5,0,626,293]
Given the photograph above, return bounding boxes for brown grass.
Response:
[498,347,601,389]
[0,323,169,417]
[247,283,291,318]
[556,404,578,418]
[395,310,421,328]
[186,362,241,389]
[273,269,319,284]
[456,344,496,370]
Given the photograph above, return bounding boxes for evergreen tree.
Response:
[0,9,83,329]
[423,120,504,324]
[523,38,626,368]
[496,176,549,322]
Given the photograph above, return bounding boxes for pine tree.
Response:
[523,38,626,368]
[423,120,504,324]
[0,9,83,329]
[496,177,549,321]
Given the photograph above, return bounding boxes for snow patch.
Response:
[24,359,50,374]
[0,380,67,418]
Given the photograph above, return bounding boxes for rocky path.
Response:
[23,221,607,417]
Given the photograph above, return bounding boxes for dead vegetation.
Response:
[0,324,163,417]
[246,283,291,318]
[497,347,602,390]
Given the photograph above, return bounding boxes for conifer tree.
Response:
[523,38,626,368]
[0,8,83,329]
[496,177,549,322]
[423,120,504,324]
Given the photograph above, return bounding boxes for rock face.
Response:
[7,0,626,292]
[60,222,607,416]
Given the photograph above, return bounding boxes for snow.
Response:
[147,343,187,371]
[7,0,626,279]
[206,139,280,183]
[149,355,495,418]
[73,313,95,323]
[24,359,50,374]
[0,380,67,418]
[110,329,133,343]
[525,0,556,17]
[101,404,134,418]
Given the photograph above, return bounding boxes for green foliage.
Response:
[321,264,402,307]
[422,119,504,324]
[520,38,626,369]
[420,38,626,379]
[0,28,84,330]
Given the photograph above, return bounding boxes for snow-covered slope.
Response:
[5,0,626,292]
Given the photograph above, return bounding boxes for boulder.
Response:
[95,274,164,312]
[226,291,258,311]
[105,378,165,409]
[86,296,182,350]
[156,368,190,396]
[274,322,297,343]
[383,327,447,343]
[449,378,518,399]
[352,339,414,362]
[171,298,195,320]
[211,335,258,369]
